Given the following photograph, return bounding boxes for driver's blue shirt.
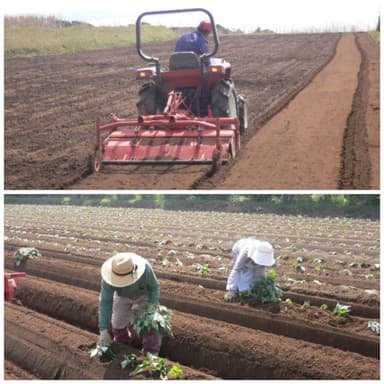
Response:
[175,31,209,56]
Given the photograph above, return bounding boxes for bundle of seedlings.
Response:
[132,303,174,339]
[240,269,283,311]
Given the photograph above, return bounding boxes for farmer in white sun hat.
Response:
[224,237,275,302]
[97,253,161,354]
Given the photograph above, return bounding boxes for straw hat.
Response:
[249,241,275,266]
[101,253,146,287]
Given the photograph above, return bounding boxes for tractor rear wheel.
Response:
[137,81,159,116]
[237,94,248,134]
[211,79,238,129]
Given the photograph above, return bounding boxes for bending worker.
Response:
[97,252,161,354]
[224,237,275,302]
[175,20,212,56]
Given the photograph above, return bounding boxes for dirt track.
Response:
[4,32,379,190]
[203,33,364,189]
[4,205,380,379]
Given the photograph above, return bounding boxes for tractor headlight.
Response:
[136,68,155,79]
[207,65,225,74]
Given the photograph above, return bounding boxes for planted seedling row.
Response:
[6,251,379,355]
[6,274,379,379]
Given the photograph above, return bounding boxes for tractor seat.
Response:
[169,51,201,70]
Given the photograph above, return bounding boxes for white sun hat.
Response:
[101,253,146,287]
[249,241,275,266]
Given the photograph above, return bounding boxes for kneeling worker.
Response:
[224,237,275,302]
[97,252,161,354]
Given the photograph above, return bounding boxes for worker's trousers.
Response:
[111,292,161,354]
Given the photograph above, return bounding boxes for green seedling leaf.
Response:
[368,321,380,335]
[90,345,117,360]
[134,353,172,380]
[251,272,283,303]
[333,302,351,317]
[167,363,184,380]
[292,263,305,273]
[301,301,311,310]
[349,261,360,268]
[193,263,210,275]
[132,303,173,339]
[320,304,328,311]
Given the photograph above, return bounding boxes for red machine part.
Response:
[94,93,240,172]
[4,272,26,302]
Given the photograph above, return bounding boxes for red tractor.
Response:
[94,8,248,173]
[4,272,26,302]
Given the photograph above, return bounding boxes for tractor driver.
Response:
[175,20,212,56]
[224,237,275,302]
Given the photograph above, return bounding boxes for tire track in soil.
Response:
[199,33,363,189]
[6,275,379,379]
[338,32,380,189]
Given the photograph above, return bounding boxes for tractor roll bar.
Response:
[136,8,219,65]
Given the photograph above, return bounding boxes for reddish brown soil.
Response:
[4,205,380,379]
[5,32,378,190]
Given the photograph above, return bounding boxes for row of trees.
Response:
[4,194,379,219]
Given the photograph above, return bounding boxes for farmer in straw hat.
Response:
[97,253,161,354]
[224,237,275,302]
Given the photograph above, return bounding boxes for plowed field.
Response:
[4,205,380,379]
[4,32,379,190]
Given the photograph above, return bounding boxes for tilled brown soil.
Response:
[5,262,379,379]
[4,205,380,379]
[6,32,378,190]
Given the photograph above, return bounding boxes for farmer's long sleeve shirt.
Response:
[226,238,266,292]
[98,262,160,331]
[175,31,209,56]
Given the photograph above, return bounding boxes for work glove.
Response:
[97,329,112,347]
[224,290,238,302]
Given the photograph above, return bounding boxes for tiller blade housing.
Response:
[94,112,240,172]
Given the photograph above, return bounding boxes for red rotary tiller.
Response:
[93,8,247,173]
[4,272,26,302]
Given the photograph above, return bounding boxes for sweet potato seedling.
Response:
[333,302,351,317]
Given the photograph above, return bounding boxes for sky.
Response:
[2,0,381,32]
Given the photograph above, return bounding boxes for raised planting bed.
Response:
[4,205,380,378]
[5,303,217,380]
[6,275,379,379]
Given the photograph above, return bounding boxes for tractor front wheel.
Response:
[137,81,160,116]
